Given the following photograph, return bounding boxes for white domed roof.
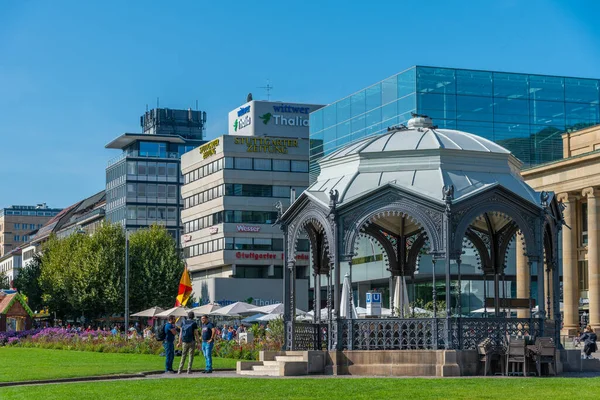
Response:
[321,120,508,163]
[306,117,539,207]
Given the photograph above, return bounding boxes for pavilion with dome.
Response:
[278,115,564,356]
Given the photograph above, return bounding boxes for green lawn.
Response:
[2,377,600,400]
[0,348,237,382]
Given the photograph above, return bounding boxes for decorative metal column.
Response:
[312,272,318,323]
[282,227,292,350]
[456,258,462,316]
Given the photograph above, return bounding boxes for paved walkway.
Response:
[5,369,600,388]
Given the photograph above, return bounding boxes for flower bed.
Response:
[1,326,283,360]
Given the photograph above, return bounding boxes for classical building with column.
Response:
[523,124,600,335]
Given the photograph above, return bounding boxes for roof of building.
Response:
[32,190,105,243]
[0,292,34,317]
[105,133,188,149]
[307,116,540,207]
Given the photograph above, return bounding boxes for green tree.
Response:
[39,233,79,319]
[0,271,9,290]
[39,224,126,320]
[13,253,44,312]
[128,225,183,312]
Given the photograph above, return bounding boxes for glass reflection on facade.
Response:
[310,66,600,180]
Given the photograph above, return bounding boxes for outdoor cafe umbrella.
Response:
[155,306,190,319]
[257,313,285,322]
[130,306,164,318]
[210,301,256,318]
[191,303,221,316]
[393,276,410,317]
[250,303,308,316]
[340,273,358,319]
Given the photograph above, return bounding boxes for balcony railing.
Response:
[107,151,181,167]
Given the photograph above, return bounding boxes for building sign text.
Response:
[199,139,219,159]
[234,137,298,154]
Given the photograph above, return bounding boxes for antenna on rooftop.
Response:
[157,97,160,109]
[258,80,274,101]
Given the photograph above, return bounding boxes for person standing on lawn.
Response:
[200,314,216,373]
[177,312,200,374]
[164,315,178,373]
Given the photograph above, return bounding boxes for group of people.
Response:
[217,324,247,341]
[162,313,216,374]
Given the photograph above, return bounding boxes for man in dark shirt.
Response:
[164,315,178,373]
[200,315,216,373]
[177,311,200,374]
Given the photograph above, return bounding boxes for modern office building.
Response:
[309,66,600,181]
[105,108,206,241]
[0,248,21,286]
[522,123,600,333]
[180,100,323,309]
[0,204,62,257]
[20,191,107,269]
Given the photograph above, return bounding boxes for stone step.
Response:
[262,361,279,367]
[252,365,280,372]
[238,369,279,377]
[275,355,305,362]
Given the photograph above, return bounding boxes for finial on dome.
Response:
[408,113,433,129]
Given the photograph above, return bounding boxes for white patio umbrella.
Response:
[257,313,284,322]
[130,306,164,318]
[191,303,221,316]
[393,276,410,317]
[210,301,256,318]
[250,303,308,316]
[307,308,336,320]
[240,313,264,324]
[155,306,190,318]
[340,273,358,319]
[249,303,282,314]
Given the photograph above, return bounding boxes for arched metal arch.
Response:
[452,202,541,262]
[287,207,334,263]
[342,202,445,262]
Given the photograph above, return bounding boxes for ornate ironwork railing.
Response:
[289,318,544,351]
[455,318,542,350]
[340,318,437,350]
[288,322,328,351]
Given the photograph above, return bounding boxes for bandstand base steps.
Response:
[237,351,326,377]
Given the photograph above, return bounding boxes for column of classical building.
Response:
[583,187,600,332]
[515,234,530,318]
[559,193,579,335]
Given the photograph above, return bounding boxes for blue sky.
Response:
[1,0,599,209]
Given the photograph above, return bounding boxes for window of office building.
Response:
[167,163,178,177]
[147,162,157,176]
[167,207,177,220]
[168,185,177,199]
[254,158,271,171]
[138,206,146,219]
[273,186,290,198]
[157,162,167,177]
[291,160,308,172]
[158,184,166,199]
[579,260,589,291]
[272,159,290,171]
[235,158,253,170]
[138,162,147,175]
[582,202,588,246]
[140,142,167,158]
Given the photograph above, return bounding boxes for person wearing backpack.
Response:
[177,312,200,374]
[163,315,178,373]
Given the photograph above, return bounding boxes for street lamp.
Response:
[124,229,130,334]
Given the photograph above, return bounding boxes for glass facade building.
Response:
[310,66,600,180]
